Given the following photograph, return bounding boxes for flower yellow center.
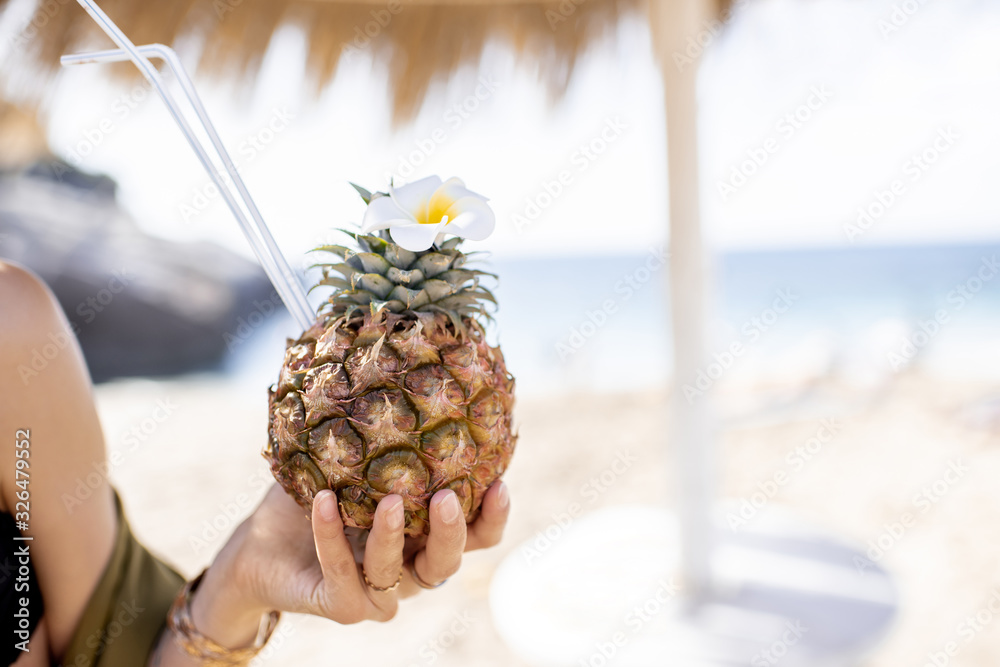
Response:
[417,190,457,225]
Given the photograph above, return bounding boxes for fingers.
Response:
[411,490,467,589]
[312,491,360,582]
[312,483,508,624]
[311,490,368,618]
[466,481,510,551]
[361,494,406,618]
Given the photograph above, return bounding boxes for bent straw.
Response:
[62,42,313,328]
[61,1,314,330]
[61,44,310,328]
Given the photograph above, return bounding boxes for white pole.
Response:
[649,0,717,601]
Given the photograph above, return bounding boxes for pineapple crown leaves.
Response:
[349,182,373,204]
[310,226,498,333]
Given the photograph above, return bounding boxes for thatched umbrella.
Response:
[3,0,897,662]
[3,0,663,122]
[0,99,49,168]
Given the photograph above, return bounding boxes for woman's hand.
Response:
[186,482,510,649]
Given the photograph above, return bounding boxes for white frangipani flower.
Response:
[360,176,496,252]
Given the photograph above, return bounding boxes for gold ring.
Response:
[406,556,447,590]
[362,565,402,593]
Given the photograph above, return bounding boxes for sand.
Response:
[93,370,1000,666]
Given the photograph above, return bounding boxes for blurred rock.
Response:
[0,159,279,382]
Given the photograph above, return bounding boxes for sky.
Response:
[15,0,1000,261]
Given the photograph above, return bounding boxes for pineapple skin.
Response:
[266,309,516,536]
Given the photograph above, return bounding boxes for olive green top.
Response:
[60,492,184,667]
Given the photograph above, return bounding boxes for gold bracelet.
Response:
[167,570,281,667]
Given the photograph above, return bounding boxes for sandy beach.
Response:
[92,369,1000,666]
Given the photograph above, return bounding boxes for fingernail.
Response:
[496,482,509,510]
[386,498,404,530]
[440,491,461,523]
[318,491,337,522]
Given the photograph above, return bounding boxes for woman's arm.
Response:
[0,261,119,659]
[0,261,510,666]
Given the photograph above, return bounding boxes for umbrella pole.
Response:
[650,0,717,602]
[492,7,898,662]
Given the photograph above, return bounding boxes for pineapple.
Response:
[265,214,515,537]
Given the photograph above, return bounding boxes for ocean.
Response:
[227,243,1000,397]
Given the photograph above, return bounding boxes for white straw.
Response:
[63,43,312,326]
[62,2,314,330]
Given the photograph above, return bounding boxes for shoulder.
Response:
[0,260,53,305]
[0,261,65,342]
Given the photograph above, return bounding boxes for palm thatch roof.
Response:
[1,0,733,124]
[0,99,49,168]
